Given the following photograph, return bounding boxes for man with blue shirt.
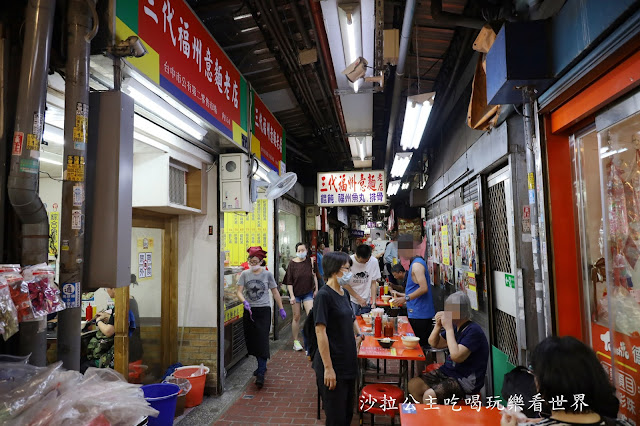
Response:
[408,291,489,405]
[390,235,435,372]
[316,243,325,289]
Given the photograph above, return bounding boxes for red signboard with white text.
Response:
[252,92,285,173]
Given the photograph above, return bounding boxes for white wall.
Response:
[178,167,218,327]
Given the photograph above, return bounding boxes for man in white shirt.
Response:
[344,244,382,316]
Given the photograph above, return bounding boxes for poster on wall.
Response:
[438,213,453,285]
[137,237,154,281]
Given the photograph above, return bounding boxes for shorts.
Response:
[420,369,466,405]
[295,291,314,304]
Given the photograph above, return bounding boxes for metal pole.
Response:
[7,0,56,366]
[57,0,94,370]
[522,88,546,342]
[384,0,416,173]
[0,23,8,260]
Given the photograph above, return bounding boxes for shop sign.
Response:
[252,92,285,174]
[591,322,639,422]
[350,230,365,238]
[317,171,387,207]
[224,303,244,325]
[115,0,248,146]
[48,212,59,257]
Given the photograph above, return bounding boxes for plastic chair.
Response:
[128,360,148,384]
[358,383,404,425]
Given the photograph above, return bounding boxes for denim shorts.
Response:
[295,291,314,304]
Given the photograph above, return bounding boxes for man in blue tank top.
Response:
[390,235,435,371]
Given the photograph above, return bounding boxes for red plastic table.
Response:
[399,404,503,425]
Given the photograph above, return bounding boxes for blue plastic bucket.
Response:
[142,383,180,426]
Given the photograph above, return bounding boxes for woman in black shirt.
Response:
[314,251,362,426]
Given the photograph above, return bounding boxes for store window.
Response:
[572,107,640,422]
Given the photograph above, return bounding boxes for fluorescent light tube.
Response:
[391,152,412,178]
[357,137,366,161]
[401,182,409,190]
[346,20,357,64]
[124,78,207,141]
[234,13,252,20]
[400,93,435,151]
[43,125,64,145]
[387,180,401,196]
[601,147,628,159]
[40,157,63,166]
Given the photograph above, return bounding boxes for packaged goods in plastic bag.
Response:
[0,265,36,322]
[22,264,65,316]
[3,365,158,426]
[164,376,192,395]
[0,276,19,340]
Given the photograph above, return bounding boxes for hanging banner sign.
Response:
[115,0,248,146]
[317,171,387,206]
[252,91,285,174]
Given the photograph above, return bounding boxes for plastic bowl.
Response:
[362,314,372,325]
[401,336,420,349]
[377,338,395,349]
[381,295,392,302]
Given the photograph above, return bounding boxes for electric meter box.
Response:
[220,153,253,212]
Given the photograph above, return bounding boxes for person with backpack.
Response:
[313,251,363,425]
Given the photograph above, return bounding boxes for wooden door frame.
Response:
[132,208,179,369]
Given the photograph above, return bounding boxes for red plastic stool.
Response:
[359,384,404,425]
[422,362,443,374]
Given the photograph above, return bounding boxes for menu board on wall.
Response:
[223,199,269,266]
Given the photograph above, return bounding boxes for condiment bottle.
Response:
[384,279,389,295]
[374,316,382,338]
[384,318,394,337]
[85,303,92,320]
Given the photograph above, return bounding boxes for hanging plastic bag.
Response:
[164,376,192,395]
[22,264,65,316]
[0,276,19,341]
[0,265,35,322]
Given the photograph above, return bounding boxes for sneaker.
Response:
[255,374,264,389]
[293,340,304,351]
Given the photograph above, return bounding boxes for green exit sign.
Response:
[505,274,515,289]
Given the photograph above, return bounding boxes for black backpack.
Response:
[303,308,318,363]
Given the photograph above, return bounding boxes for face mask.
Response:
[338,271,352,286]
[297,251,307,259]
[250,265,262,272]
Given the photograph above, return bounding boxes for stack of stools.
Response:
[358,383,404,425]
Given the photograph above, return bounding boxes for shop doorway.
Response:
[119,210,178,383]
[486,166,524,396]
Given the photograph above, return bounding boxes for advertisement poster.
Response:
[441,225,450,266]
[452,202,479,299]
[137,237,154,281]
[591,322,639,423]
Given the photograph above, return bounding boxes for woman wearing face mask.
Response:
[283,242,318,352]
[236,246,287,389]
[314,251,362,425]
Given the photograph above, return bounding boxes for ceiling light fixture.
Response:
[241,26,259,33]
[400,92,435,151]
[391,152,412,178]
[338,3,364,93]
[234,13,253,20]
[387,180,401,196]
[123,78,207,141]
[357,137,366,161]
[401,182,409,190]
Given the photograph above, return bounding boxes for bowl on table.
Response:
[401,336,420,349]
[381,295,392,303]
[362,314,372,325]
[377,338,395,349]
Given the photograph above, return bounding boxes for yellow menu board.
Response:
[223,199,269,266]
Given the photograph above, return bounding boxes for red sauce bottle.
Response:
[374,316,382,338]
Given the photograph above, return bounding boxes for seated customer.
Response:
[501,336,625,425]
[408,291,489,404]
[390,264,407,293]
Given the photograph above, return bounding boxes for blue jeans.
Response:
[351,301,372,317]
[256,357,268,375]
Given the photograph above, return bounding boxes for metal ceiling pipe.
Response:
[57,0,94,371]
[289,0,313,50]
[307,0,349,153]
[384,0,416,174]
[7,0,56,366]
[430,0,485,29]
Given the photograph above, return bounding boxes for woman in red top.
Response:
[283,242,318,352]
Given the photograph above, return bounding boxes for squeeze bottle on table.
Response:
[374,316,382,338]
[85,304,92,320]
